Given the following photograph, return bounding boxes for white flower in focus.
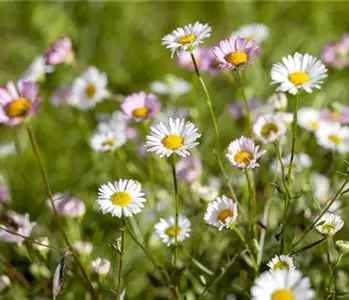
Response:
[266,255,295,272]
[150,74,192,97]
[316,213,344,236]
[316,122,349,153]
[155,214,191,246]
[298,107,322,132]
[22,56,54,82]
[230,23,270,44]
[92,258,110,275]
[253,114,287,144]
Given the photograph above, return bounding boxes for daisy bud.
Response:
[46,36,74,65]
[335,240,349,255]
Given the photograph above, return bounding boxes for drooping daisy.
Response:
[253,114,287,144]
[267,93,288,111]
[213,37,261,70]
[71,66,109,110]
[316,213,344,236]
[145,118,201,158]
[154,214,191,246]
[97,179,146,218]
[321,33,349,69]
[298,107,322,132]
[271,52,327,95]
[230,23,270,44]
[0,80,40,126]
[92,258,110,275]
[162,21,212,58]
[315,122,349,153]
[150,74,192,97]
[226,136,266,169]
[90,129,127,152]
[266,255,295,272]
[45,36,74,65]
[204,195,238,230]
[22,56,54,82]
[121,92,161,123]
[251,269,315,300]
[271,153,312,174]
[46,194,86,218]
[176,155,202,182]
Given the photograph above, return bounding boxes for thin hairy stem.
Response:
[117,218,125,300]
[236,68,252,134]
[244,169,257,240]
[170,155,179,268]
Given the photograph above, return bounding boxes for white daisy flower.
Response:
[253,114,287,144]
[150,74,192,97]
[97,179,146,218]
[204,195,238,231]
[22,56,54,82]
[191,182,219,202]
[230,23,270,43]
[298,107,322,132]
[271,52,327,95]
[162,21,212,58]
[92,258,110,275]
[90,129,126,152]
[316,213,344,236]
[271,153,312,174]
[226,136,266,169]
[266,255,295,272]
[71,66,109,110]
[155,214,191,246]
[315,122,349,153]
[251,269,315,300]
[268,93,288,111]
[145,118,201,158]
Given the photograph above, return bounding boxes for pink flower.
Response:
[47,194,86,218]
[321,105,349,124]
[321,33,349,69]
[46,36,74,65]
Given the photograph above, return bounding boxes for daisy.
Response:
[150,74,192,97]
[267,93,288,111]
[204,195,238,230]
[226,136,266,169]
[213,37,261,70]
[92,258,110,275]
[271,52,327,95]
[97,179,146,218]
[0,80,40,126]
[298,107,322,132]
[22,56,54,82]
[162,21,212,58]
[46,194,86,218]
[266,255,295,272]
[321,105,349,124]
[251,269,314,300]
[121,92,161,123]
[321,33,349,69]
[154,214,191,246]
[230,23,270,44]
[71,66,109,110]
[145,118,201,158]
[253,114,287,144]
[315,122,349,153]
[191,181,219,202]
[90,129,126,152]
[45,36,74,65]
[316,213,344,236]
[336,240,349,254]
[176,155,202,182]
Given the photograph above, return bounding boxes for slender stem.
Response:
[170,155,179,268]
[236,68,252,135]
[257,198,272,265]
[190,52,237,202]
[244,169,257,240]
[117,218,125,300]
[328,253,343,299]
[25,122,98,300]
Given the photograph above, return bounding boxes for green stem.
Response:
[328,253,343,299]
[170,155,179,268]
[117,218,125,300]
[25,122,98,300]
[236,68,252,135]
[244,169,257,240]
[190,52,237,203]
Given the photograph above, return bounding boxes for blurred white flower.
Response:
[22,56,54,82]
[267,93,287,111]
[316,122,349,153]
[0,275,10,292]
[298,107,322,132]
[176,155,202,182]
[90,129,126,152]
[33,237,50,255]
[150,74,192,97]
[310,173,330,202]
[74,241,93,254]
[47,194,86,218]
[271,153,311,174]
[266,255,295,272]
[92,258,110,275]
[230,23,270,44]
[0,142,16,156]
[191,181,219,202]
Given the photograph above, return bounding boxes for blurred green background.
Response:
[1,1,349,299]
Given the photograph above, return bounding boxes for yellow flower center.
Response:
[85,84,97,98]
[331,111,342,121]
[179,34,196,45]
[225,51,248,66]
[102,140,116,147]
[322,223,335,231]
[166,225,182,237]
[328,134,343,145]
[162,135,184,150]
[132,107,150,118]
[272,289,293,300]
[6,98,32,118]
[111,192,131,207]
[310,121,319,129]
[273,261,290,270]
[234,151,254,166]
[217,209,234,223]
[289,72,310,85]
[261,123,279,138]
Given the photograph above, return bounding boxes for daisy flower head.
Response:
[298,107,322,132]
[121,92,161,123]
[204,195,238,231]
[0,80,40,126]
[230,23,270,44]
[22,56,54,82]
[92,258,110,275]
[90,129,127,152]
[97,179,146,218]
[154,214,191,246]
[45,36,74,65]
[213,37,261,70]
[321,104,349,124]
[145,118,201,158]
[315,122,349,153]
[321,33,349,69]
[271,52,327,95]
[71,66,109,110]
[150,74,192,97]
[253,114,287,144]
[316,213,344,236]
[47,193,86,218]
[162,21,212,58]
[226,136,266,169]
[267,255,295,272]
[251,269,314,300]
